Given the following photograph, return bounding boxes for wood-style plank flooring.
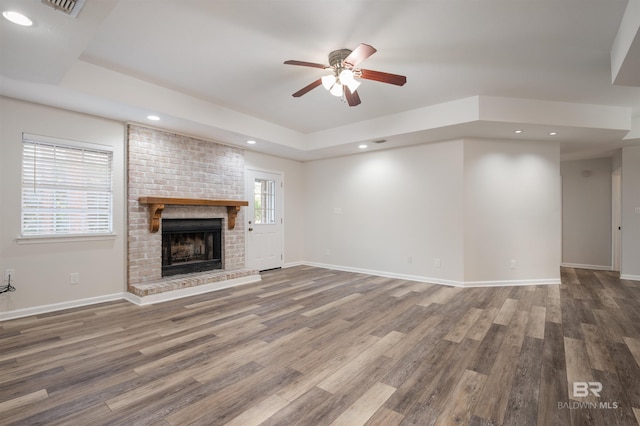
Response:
[1,266,639,425]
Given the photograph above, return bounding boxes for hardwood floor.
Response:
[1,266,639,425]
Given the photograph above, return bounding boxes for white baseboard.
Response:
[462,278,561,287]
[0,293,126,322]
[301,261,560,288]
[303,261,463,287]
[126,274,262,306]
[620,274,640,281]
[561,263,612,271]
[1,275,262,321]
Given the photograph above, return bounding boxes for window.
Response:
[254,178,276,224]
[21,134,113,237]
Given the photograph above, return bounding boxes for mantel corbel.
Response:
[149,203,165,233]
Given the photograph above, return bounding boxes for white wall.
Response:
[244,151,305,266]
[463,139,561,284]
[0,97,126,314]
[302,138,561,285]
[303,140,466,284]
[621,145,640,279]
[560,158,612,269]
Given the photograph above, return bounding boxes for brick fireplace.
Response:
[127,125,258,299]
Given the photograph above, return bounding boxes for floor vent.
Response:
[41,0,86,18]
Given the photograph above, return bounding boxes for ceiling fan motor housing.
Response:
[328,49,353,69]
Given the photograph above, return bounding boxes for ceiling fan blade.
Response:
[284,60,328,69]
[359,69,407,86]
[343,43,377,68]
[344,87,361,107]
[292,79,322,97]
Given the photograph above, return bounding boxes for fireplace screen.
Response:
[162,218,222,277]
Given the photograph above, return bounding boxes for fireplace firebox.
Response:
[161,218,222,277]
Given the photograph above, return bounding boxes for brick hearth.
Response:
[128,269,257,297]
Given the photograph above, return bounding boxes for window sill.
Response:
[16,233,117,245]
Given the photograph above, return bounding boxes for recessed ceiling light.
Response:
[358,144,368,149]
[147,115,160,121]
[549,132,558,136]
[514,130,523,134]
[3,11,33,26]
[247,140,256,145]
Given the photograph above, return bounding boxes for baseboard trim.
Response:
[0,293,126,322]
[126,274,262,306]
[1,275,263,321]
[301,262,560,288]
[303,261,463,287]
[620,274,640,281]
[561,263,612,271]
[462,278,561,287]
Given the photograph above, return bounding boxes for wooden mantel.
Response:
[138,197,249,232]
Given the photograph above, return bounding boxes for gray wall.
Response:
[622,145,640,280]
[561,158,612,269]
[303,138,562,286]
[0,97,127,314]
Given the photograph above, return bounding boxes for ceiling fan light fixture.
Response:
[339,69,354,81]
[340,69,357,83]
[322,74,336,90]
[339,69,360,93]
[330,83,343,97]
[345,79,360,93]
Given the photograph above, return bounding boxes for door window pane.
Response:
[254,178,275,224]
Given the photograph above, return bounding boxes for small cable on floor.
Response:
[0,276,16,294]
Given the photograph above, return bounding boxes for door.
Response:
[246,169,283,271]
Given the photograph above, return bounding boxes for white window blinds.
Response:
[21,135,113,237]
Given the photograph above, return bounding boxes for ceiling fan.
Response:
[284,43,407,106]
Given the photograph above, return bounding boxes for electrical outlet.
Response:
[4,269,14,281]
[325,249,331,256]
[407,256,413,264]
[70,272,80,285]
[434,258,441,268]
[510,259,517,269]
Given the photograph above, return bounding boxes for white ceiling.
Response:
[1,0,639,161]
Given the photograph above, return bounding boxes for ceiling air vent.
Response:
[41,0,86,18]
